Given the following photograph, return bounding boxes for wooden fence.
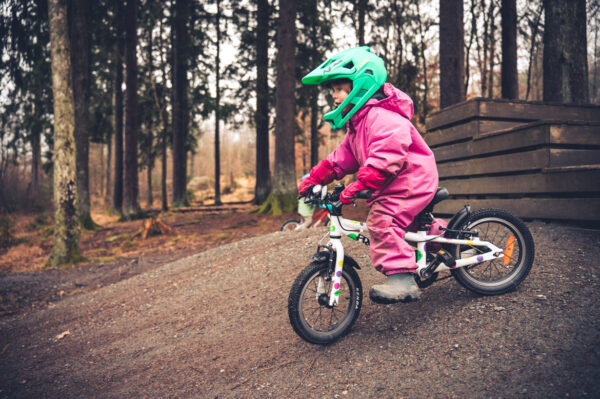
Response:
[424,98,600,221]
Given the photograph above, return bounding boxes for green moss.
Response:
[106,233,131,243]
[86,248,107,254]
[44,252,87,269]
[89,256,119,263]
[118,208,147,222]
[121,239,138,250]
[29,213,51,230]
[80,213,101,231]
[253,192,297,216]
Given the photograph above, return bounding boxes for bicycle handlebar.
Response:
[300,183,371,209]
[355,189,372,199]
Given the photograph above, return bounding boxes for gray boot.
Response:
[369,273,420,304]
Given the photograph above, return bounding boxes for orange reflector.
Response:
[503,235,515,265]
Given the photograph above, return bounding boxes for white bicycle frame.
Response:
[312,186,505,307]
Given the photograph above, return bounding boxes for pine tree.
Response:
[543,0,589,103]
[296,0,333,169]
[0,0,53,205]
[254,0,272,204]
[47,0,83,266]
[439,0,465,108]
[112,0,125,213]
[258,0,297,215]
[171,0,190,207]
[70,0,98,228]
[122,0,142,219]
[501,0,518,99]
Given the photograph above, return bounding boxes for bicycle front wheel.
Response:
[288,261,362,345]
[280,219,301,231]
[451,208,535,295]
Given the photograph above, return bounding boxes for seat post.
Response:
[416,211,434,231]
[416,187,449,231]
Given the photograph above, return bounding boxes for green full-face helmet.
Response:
[302,46,387,129]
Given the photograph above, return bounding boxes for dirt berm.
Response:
[1,222,599,398]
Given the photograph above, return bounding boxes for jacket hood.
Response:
[350,83,414,125]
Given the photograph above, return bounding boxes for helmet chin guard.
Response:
[302,46,387,129]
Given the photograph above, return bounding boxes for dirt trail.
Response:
[1,222,599,398]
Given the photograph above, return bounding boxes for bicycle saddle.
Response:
[421,187,450,215]
[432,187,450,205]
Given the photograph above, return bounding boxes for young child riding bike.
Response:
[298,46,447,304]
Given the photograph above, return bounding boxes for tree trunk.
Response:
[31,126,41,197]
[310,90,319,168]
[487,1,496,98]
[146,28,153,208]
[543,0,589,103]
[159,15,168,211]
[416,0,431,124]
[593,15,599,103]
[100,141,104,196]
[106,131,111,200]
[214,0,222,206]
[356,0,366,47]
[254,0,271,204]
[47,0,82,266]
[122,0,140,219]
[70,0,96,228]
[260,0,297,215]
[565,0,589,103]
[112,0,124,213]
[464,0,476,96]
[526,4,543,100]
[171,0,189,207]
[501,0,518,99]
[439,0,465,108]
[477,2,488,97]
[189,151,194,179]
[308,0,319,169]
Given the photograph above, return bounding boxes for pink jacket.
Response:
[326,83,438,207]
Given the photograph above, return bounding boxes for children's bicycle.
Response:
[288,183,535,345]
[280,207,330,231]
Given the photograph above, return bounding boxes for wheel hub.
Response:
[318,293,333,308]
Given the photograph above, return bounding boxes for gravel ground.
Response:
[0,220,599,398]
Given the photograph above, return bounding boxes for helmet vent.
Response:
[365,69,373,75]
[343,61,354,69]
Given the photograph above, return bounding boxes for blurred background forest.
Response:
[0,0,598,265]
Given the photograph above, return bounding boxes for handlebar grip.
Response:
[355,190,372,199]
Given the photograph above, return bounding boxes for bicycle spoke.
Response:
[490,225,501,245]
[491,260,504,277]
[302,304,322,312]
[332,306,345,315]
[307,305,320,319]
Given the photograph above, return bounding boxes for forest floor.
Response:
[1,202,600,398]
[0,199,302,317]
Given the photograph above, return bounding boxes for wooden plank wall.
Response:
[424,99,600,221]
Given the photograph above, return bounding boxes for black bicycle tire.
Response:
[450,208,535,295]
[280,219,301,231]
[288,261,362,345]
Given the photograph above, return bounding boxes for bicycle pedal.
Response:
[436,249,456,268]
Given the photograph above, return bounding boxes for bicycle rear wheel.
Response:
[450,208,534,295]
[288,261,362,345]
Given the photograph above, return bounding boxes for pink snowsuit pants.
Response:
[367,195,447,275]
